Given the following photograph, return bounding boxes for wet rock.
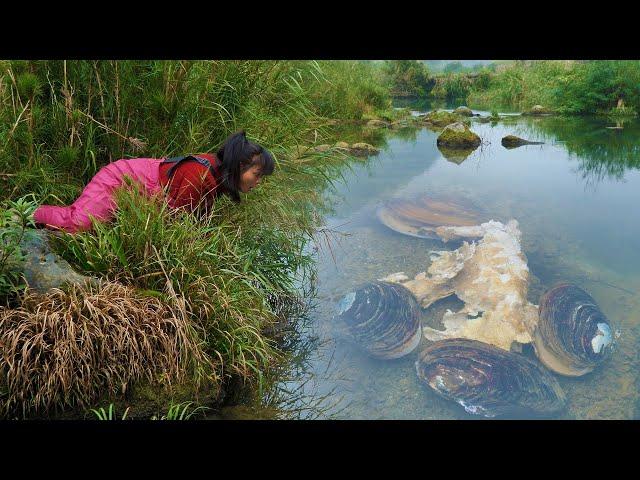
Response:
[436,122,481,149]
[422,110,470,129]
[453,106,473,116]
[350,142,379,157]
[501,135,544,149]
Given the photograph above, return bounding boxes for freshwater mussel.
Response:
[415,339,567,418]
[533,283,615,376]
[337,281,422,359]
[376,194,485,239]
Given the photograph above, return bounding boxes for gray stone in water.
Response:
[17,229,98,293]
[350,142,379,157]
[501,135,545,149]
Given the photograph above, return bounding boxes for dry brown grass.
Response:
[0,280,217,418]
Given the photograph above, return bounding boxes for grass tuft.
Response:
[0,280,216,418]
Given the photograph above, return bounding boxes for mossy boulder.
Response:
[350,142,379,157]
[436,122,481,149]
[523,105,554,116]
[366,119,391,128]
[422,110,470,129]
[391,117,421,129]
[453,106,474,116]
[501,135,544,149]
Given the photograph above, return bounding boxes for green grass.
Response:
[302,61,392,120]
[151,401,209,420]
[0,195,38,305]
[447,60,640,116]
[0,60,394,417]
[90,403,130,420]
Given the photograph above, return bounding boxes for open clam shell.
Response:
[533,284,615,376]
[337,281,422,359]
[416,339,567,418]
[376,194,485,239]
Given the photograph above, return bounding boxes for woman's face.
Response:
[239,163,263,193]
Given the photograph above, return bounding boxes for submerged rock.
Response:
[501,135,544,149]
[436,122,481,149]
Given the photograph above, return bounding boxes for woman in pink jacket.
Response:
[33,131,274,233]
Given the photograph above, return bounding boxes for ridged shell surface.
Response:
[534,284,615,376]
[337,281,422,359]
[415,339,567,418]
[376,194,484,239]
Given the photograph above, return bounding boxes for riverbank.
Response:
[0,60,398,419]
[423,61,640,117]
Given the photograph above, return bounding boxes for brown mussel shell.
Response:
[376,194,485,239]
[534,283,615,376]
[337,281,422,359]
[415,339,567,418]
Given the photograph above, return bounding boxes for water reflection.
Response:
[523,116,640,183]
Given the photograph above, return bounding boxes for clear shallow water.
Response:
[285,110,640,420]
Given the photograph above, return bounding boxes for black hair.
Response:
[216,131,275,202]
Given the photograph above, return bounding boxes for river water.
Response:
[279,105,640,420]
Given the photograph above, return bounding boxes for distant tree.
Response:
[443,61,465,73]
[383,60,435,97]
